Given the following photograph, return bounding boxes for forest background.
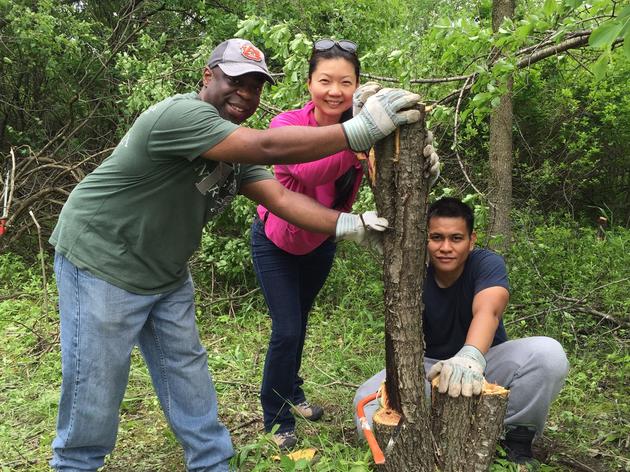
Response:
[0,0,628,471]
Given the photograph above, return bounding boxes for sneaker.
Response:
[292,401,324,421]
[273,430,298,450]
[501,425,539,469]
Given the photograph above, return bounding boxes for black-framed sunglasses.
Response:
[313,39,358,54]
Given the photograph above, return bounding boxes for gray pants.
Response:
[353,337,569,437]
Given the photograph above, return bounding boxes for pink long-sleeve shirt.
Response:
[257,101,363,255]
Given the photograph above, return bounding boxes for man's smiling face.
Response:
[202,66,265,124]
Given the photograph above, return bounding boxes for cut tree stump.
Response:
[431,380,509,471]
[372,381,509,472]
[373,407,402,470]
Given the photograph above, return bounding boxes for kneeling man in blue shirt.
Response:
[354,197,569,466]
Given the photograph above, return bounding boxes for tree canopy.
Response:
[1,0,628,247]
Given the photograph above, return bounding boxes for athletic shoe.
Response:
[292,401,324,421]
[273,430,298,450]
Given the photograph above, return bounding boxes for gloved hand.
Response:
[427,345,486,397]
[335,211,389,253]
[423,130,440,188]
[342,88,421,152]
[352,81,382,116]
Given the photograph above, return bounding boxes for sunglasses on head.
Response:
[313,39,358,54]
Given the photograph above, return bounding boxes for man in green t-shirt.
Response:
[49,38,421,471]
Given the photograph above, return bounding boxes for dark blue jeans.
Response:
[251,217,336,433]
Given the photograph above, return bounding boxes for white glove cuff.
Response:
[342,118,372,152]
[335,212,361,241]
[458,345,487,371]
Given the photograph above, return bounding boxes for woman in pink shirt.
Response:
[250,39,363,449]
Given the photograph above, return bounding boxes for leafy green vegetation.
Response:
[1,218,628,471]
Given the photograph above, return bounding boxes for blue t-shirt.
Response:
[423,248,509,360]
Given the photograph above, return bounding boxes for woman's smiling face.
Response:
[307,57,358,126]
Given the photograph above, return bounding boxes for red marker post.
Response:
[1,169,9,237]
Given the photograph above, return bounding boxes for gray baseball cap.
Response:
[207,38,275,84]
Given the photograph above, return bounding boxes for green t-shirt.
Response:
[50,92,272,294]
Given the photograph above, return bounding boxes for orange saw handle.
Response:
[356,391,385,465]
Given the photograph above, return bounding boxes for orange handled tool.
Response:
[356,391,385,465]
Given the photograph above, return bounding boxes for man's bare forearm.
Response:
[203,125,349,165]
[240,179,340,234]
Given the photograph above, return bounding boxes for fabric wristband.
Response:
[335,212,360,241]
[342,118,373,152]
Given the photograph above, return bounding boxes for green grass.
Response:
[0,222,628,471]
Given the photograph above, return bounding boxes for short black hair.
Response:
[427,197,474,236]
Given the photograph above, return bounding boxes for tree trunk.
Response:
[488,0,516,252]
[369,106,509,471]
[372,382,509,472]
[373,109,435,471]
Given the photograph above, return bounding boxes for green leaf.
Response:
[589,21,624,49]
[563,0,585,8]
[543,0,557,17]
[618,4,630,20]
[591,52,609,79]
[624,35,630,59]
[472,92,492,103]
[280,455,295,471]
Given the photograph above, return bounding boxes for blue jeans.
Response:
[50,253,233,472]
[250,217,336,433]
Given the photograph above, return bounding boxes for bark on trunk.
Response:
[373,407,402,471]
[488,0,516,252]
[372,383,509,472]
[431,381,509,471]
[369,104,509,471]
[373,108,435,471]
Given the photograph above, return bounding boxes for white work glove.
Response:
[423,130,440,188]
[354,83,439,187]
[352,81,382,116]
[335,211,389,253]
[427,345,486,397]
[342,88,421,152]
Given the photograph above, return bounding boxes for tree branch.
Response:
[516,34,591,69]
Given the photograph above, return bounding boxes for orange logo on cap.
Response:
[241,44,263,62]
